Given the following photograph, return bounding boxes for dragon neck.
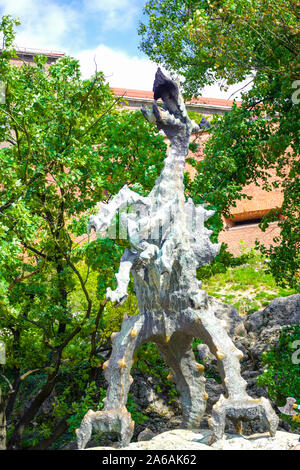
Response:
[153,140,188,208]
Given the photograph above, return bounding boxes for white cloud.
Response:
[0,0,82,52]
[76,44,159,90]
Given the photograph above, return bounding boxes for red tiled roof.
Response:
[15,47,65,57]
[112,88,241,107]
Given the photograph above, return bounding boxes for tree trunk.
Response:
[0,386,7,450]
[7,352,61,449]
[5,329,21,421]
[56,261,67,337]
[5,373,21,421]
[32,417,68,450]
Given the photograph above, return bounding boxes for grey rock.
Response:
[87,428,299,451]
[205,378,224,413]
[214,301,246,337]
[245,294,300,333]
[241,295,299,377]
[247,326,283,364]
[137,428,156,442]
[244,310,264,333]
[196,344,211,362]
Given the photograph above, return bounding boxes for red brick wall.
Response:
[218,222,281,256]
[184,131,285,253]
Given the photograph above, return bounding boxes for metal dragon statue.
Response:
[76,69,278,449]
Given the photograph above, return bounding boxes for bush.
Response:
[256,325,300,430]
[197,243,255,280]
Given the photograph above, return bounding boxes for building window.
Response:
[232,218,263,228]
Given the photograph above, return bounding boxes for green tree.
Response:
[139,0,300,288]
[0,15,166,449]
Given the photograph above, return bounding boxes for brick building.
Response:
[8,47,65,66]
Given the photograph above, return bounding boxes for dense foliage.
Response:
[256,325,300,429]
[0,16,166,449]
[139,0,300,288]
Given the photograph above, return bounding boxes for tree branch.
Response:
[8,259,45,290]
[0,374,13,393]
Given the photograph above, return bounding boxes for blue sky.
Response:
[0,0,250,97]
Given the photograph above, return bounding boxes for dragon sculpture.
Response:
[76,69,278,449]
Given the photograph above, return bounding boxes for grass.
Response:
[202,252,297,315]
